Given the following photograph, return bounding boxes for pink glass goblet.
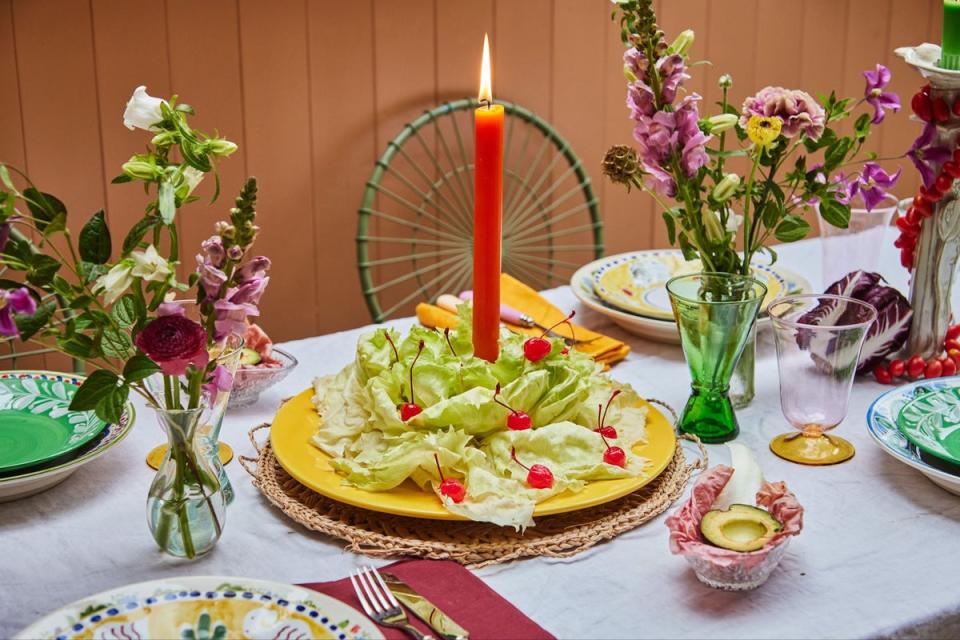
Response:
[768,294,877,465]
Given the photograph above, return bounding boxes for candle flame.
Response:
[479,33,493,104]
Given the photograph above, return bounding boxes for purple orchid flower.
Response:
[907,123,952,189]
[863,64,900,125]
[0,288,37,337]
[856,162,902,211]
[201,364,234,404]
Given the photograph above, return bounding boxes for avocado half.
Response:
[240,347,262,366]
[700,504,783,552]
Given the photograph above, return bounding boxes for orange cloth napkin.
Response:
[416,273,629,367]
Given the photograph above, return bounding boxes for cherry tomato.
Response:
[942,357,957,377]
[946,325,960,341]
[908,355,927,380]
[873,364,893,385]
[937,173,955,194]
[888,359,905,378]
[926,358,944,379]
[945,338,960,352]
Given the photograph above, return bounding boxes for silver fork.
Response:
[350,566,434,640]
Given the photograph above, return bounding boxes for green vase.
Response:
[667,272,767,443]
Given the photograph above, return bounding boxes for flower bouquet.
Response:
[0,86,270,558]
[603,0,900,419]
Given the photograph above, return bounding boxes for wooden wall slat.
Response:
[236,0,318,340]
[0,0,944,341]
[89,0,171,236]
[306,0,376,331]
[166,0,248,288]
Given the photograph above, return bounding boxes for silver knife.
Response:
[380,572,470,640]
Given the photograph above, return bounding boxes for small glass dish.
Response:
[227,348,298,409]
[665,466,803,591]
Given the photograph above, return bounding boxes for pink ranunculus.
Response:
[739,86,826,140]
[134,314,209,376]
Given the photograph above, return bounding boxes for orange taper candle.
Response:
[473,33,503,362]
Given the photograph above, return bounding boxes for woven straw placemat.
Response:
[240,403,705,569]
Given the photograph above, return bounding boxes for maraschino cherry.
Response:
[434,453,466,503]
[511,447,554,489]
[399,339,425,422]
[523,311,576,363]
[597,410,626,468]
[493,383,533,430]
[595,389,621,439]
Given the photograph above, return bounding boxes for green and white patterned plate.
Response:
[0,372,108,473]
[897,382,960,467]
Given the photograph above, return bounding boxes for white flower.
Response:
[130,245,173,283]
[725,212,744,233]
[95,262,134,304]
[181,167,204,197]
[123,86,165,131]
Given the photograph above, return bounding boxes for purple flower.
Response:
[624,49,689,118]
[213,299,259,341]
[657,54,689,104]
[907,123,952,189]
[631,95,711,196]
[676,101,711,176]
[201,364,234,404]
[740,86,826,140]
[229,276,269,306]
[201,236,226,268]
[157,302,186,317]
[855,162,902,211]
[195,254,227,299]
[863,64,900,125]
[234,256,271,283]
[832,172,858,205]
[0,288,37,337]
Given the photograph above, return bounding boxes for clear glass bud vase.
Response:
[730,323,757,409]
[146,407,226,558]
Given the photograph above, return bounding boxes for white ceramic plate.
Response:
[867,377,960,496]
[17,575,384,640]
[571,252,812,344]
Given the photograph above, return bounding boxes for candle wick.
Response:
[481,98,492,109]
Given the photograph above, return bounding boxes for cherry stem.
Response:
[540,310,576,338]
[433,453,446,481]
[510,446,530,471]
[383,329,399,363]
[492,383,518,415]
[600,389,621,430]
[597,404,611,448]
[409,339,425,406]
[444,327,458,357]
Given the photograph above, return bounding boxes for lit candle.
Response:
[473,34,504,362]
[942,0,960,70]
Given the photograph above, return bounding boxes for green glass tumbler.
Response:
[667,272,767,443]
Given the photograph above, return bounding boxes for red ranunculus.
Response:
[135,314,209,376]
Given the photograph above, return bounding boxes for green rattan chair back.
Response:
[357,98,603,323]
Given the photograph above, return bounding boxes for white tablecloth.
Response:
[3,236,960,639]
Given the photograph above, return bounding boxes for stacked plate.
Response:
[868,377,960,495]
[0,370,134,502]
[570,250,812,343]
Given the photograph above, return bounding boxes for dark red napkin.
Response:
[300,559,553,640]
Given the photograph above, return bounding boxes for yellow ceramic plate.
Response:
[270,388,677,521]
[592,250,785,320]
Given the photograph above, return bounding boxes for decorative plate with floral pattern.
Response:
[16,576,383,640]
[0,372,109,472]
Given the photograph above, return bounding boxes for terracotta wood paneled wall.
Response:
[0,0,942,344]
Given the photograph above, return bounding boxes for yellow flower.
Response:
[746,115,782,150]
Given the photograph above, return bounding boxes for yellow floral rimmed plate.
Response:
[270,388,677,521]
[591,251,785,320]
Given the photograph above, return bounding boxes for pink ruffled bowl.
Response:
[665,465,804,591]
